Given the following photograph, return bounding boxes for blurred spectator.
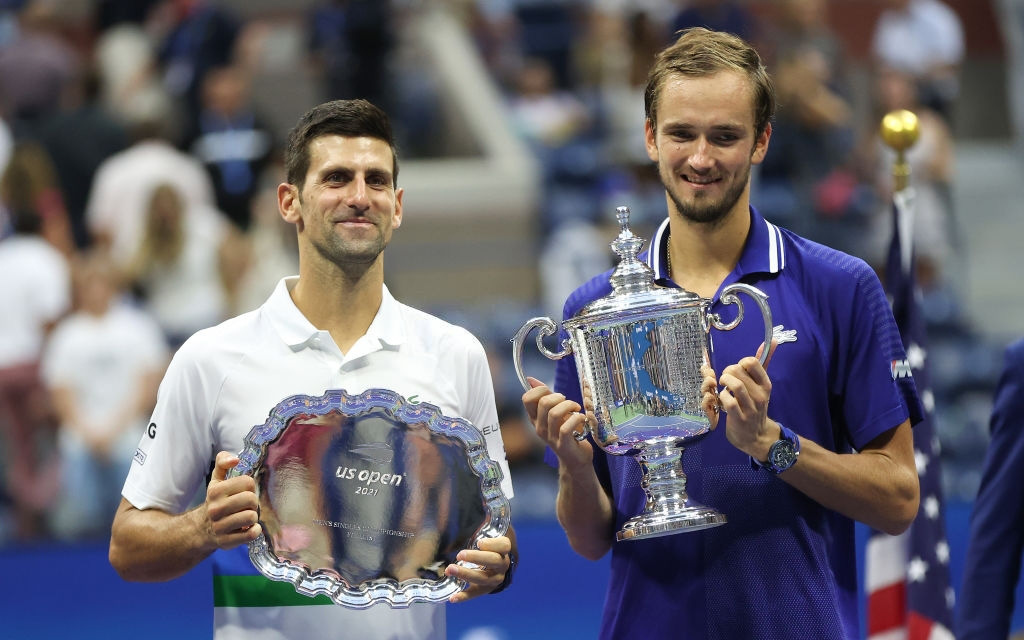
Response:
[670,0,757,42]
[865,67,956,293]
[224,180,299,317]
[33,67,128,249]
[184,65,274,230]
[150,0,240,127]
[308,0,396,111]
[467,0,523,88]
[509,56,590,149]
[0,203,69,540]
[569,7,671,228]
[0,0,79,124]
[42,250,168,541]
[997,0,1024,154]
[583,9,665,166]
[0,142,73,256]
[763,0,847,85]
[384,9,445,159]
[754,0,865,255]
[93,0,161,31]
[871,0,964,124]
[123,183,232,346]
[508,55,601,229]
[512,0,580,90]
[0,115,11,189]
[85,116,217,267]
[569,6,624,92]
[0,1,19,48]
[93,23,175,132]
[538,217,613,321]
[0,112,9,162]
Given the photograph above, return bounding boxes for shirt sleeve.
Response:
[121,335,218,513]
[457,329,514,499]
[835,263,919,450]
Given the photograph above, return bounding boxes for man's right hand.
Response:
[522,377,594,472]
[205,451,262,549]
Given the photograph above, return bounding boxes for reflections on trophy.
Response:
[253,408,487,589]
[593,315,712,449]
[580,377,615,447]
[512,206,773,541]
[230,388,510,608]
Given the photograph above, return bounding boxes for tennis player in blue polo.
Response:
[522,28,923,640]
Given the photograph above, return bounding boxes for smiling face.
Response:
[279,134,403,273]
[645,70,771,227]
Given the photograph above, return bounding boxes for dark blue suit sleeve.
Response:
[958,338,1024,639]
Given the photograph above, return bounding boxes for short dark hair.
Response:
[644,28,775,139]
[284,99,398,188]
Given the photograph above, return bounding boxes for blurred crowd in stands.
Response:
[0,0,1012,545]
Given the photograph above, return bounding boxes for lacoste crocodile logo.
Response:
[772,325,798,344]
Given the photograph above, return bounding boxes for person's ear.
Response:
[751,121,772,165]
[392,187,404,229]
[644,118,659,163]
[278,183,302,227]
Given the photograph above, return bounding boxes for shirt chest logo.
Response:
[772,324,798,344]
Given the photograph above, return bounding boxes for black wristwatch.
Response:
[490,550,518,594]
[751,423,800,474]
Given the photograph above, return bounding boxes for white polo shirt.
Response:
[123,276,513,640]
[42,303,168,441]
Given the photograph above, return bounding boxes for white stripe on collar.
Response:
[647,217,671,277]
[649,216,785,276]
[766,219,785,273]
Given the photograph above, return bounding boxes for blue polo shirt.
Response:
[552,208,923,640]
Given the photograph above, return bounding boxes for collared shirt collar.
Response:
[645,206,788,286]
[264,276,406,352]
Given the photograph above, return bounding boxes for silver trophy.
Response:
[512,206,772,541]
[228,388,510,608]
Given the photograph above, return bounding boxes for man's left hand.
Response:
[717,339,779,460]
[445,535,513,603]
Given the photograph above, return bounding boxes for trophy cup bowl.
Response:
[513,207,773,541]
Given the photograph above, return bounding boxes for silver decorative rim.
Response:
[229,388,511,609]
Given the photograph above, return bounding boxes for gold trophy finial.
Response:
[880,109,920,191]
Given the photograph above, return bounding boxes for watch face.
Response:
[769,441,797,471]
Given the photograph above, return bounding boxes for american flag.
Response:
[865,189,956,640]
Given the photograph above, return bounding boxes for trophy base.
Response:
[615,505,726,541]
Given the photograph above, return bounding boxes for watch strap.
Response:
[489,548,518,594]
[750,423,800,473]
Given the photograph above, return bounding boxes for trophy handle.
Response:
[511,317,573,391]
[708,283,773,367]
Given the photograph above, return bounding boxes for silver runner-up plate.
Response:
[229,388,511,609]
